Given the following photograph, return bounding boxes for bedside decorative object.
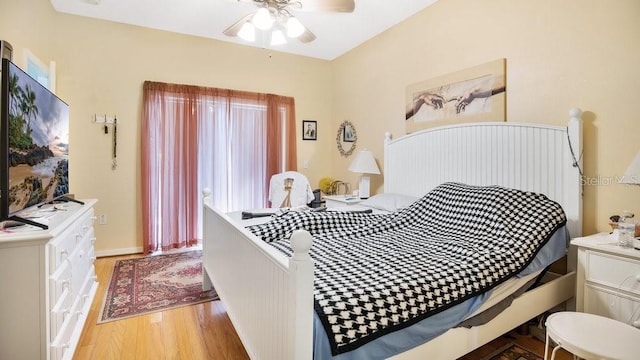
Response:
[609,221,640,235]
[319,177,337,195]
[348,149,380,198]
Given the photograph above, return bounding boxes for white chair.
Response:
[268,171,315,208]
[544,312,640,360]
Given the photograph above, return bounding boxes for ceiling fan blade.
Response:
[223,13,253,37]
[297,0,355,13]
[297,28,316,43]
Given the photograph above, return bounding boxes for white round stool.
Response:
[544,311,640,360]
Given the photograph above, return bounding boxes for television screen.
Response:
[1,58,69,220]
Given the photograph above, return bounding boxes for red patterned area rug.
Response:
[482,343,543,360]
[98,250,218,323]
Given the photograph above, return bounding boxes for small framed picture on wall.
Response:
[343,123,355,142]
[302,120,317,140]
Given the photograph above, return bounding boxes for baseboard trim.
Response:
[96,247,143,258]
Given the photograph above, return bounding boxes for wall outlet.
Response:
[99,214,107,225]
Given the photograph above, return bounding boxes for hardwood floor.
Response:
[75,253,249,360]
[75,254,572,360]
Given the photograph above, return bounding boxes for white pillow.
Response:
[359,193,418,212]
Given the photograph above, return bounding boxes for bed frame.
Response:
[202,109,583,360]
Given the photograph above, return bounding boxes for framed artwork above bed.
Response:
[405,58,506,133]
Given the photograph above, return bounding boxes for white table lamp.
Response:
[620,151,640,184]
[348,149,380,199]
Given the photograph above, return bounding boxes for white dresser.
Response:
[571,232,640,328]
[0,199,98,360]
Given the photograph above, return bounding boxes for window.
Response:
[141,82,296,252]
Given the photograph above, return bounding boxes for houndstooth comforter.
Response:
[247,182,566,355]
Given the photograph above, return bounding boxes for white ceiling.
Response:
[50,0,438,60]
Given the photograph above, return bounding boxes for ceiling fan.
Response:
[223,0,355,45]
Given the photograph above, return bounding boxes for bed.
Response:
[202,108,583,360]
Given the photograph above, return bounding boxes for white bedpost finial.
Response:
[288,229,314,359]
[202,188,212,206]
[290,230,312,261]
[569,108,582,123]
[385,132,392,143]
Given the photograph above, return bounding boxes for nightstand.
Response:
[571,232,640,328]
[323,195,363,208]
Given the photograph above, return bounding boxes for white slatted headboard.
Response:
[384,109,583,237]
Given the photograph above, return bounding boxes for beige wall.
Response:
[330,0,640,235]
[1,0,333,254]
[2,0,639,252]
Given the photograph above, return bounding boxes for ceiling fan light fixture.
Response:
[252,7,274,30]
[286,16,305,38]
[237,22,256,42]
[270,29,287,45]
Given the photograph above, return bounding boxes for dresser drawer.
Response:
[586,251,640,296]
[584,284,640,325]
[68,250,85,302]
[50,261,72,305]
[49,230,79,274]
[79,269,97,303]
[51,288,72,341]
[49,209,94,274]
[50,305,79,360]
[78,208,95,237]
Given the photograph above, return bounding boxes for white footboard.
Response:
[202,191,314,360]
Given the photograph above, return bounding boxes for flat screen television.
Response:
[0,58,71,228]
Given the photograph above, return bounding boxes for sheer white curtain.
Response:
[142,82,295,253]
[198,98,268,211]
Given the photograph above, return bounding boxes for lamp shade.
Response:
[620,151,640,184]
[348,150,381,174]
